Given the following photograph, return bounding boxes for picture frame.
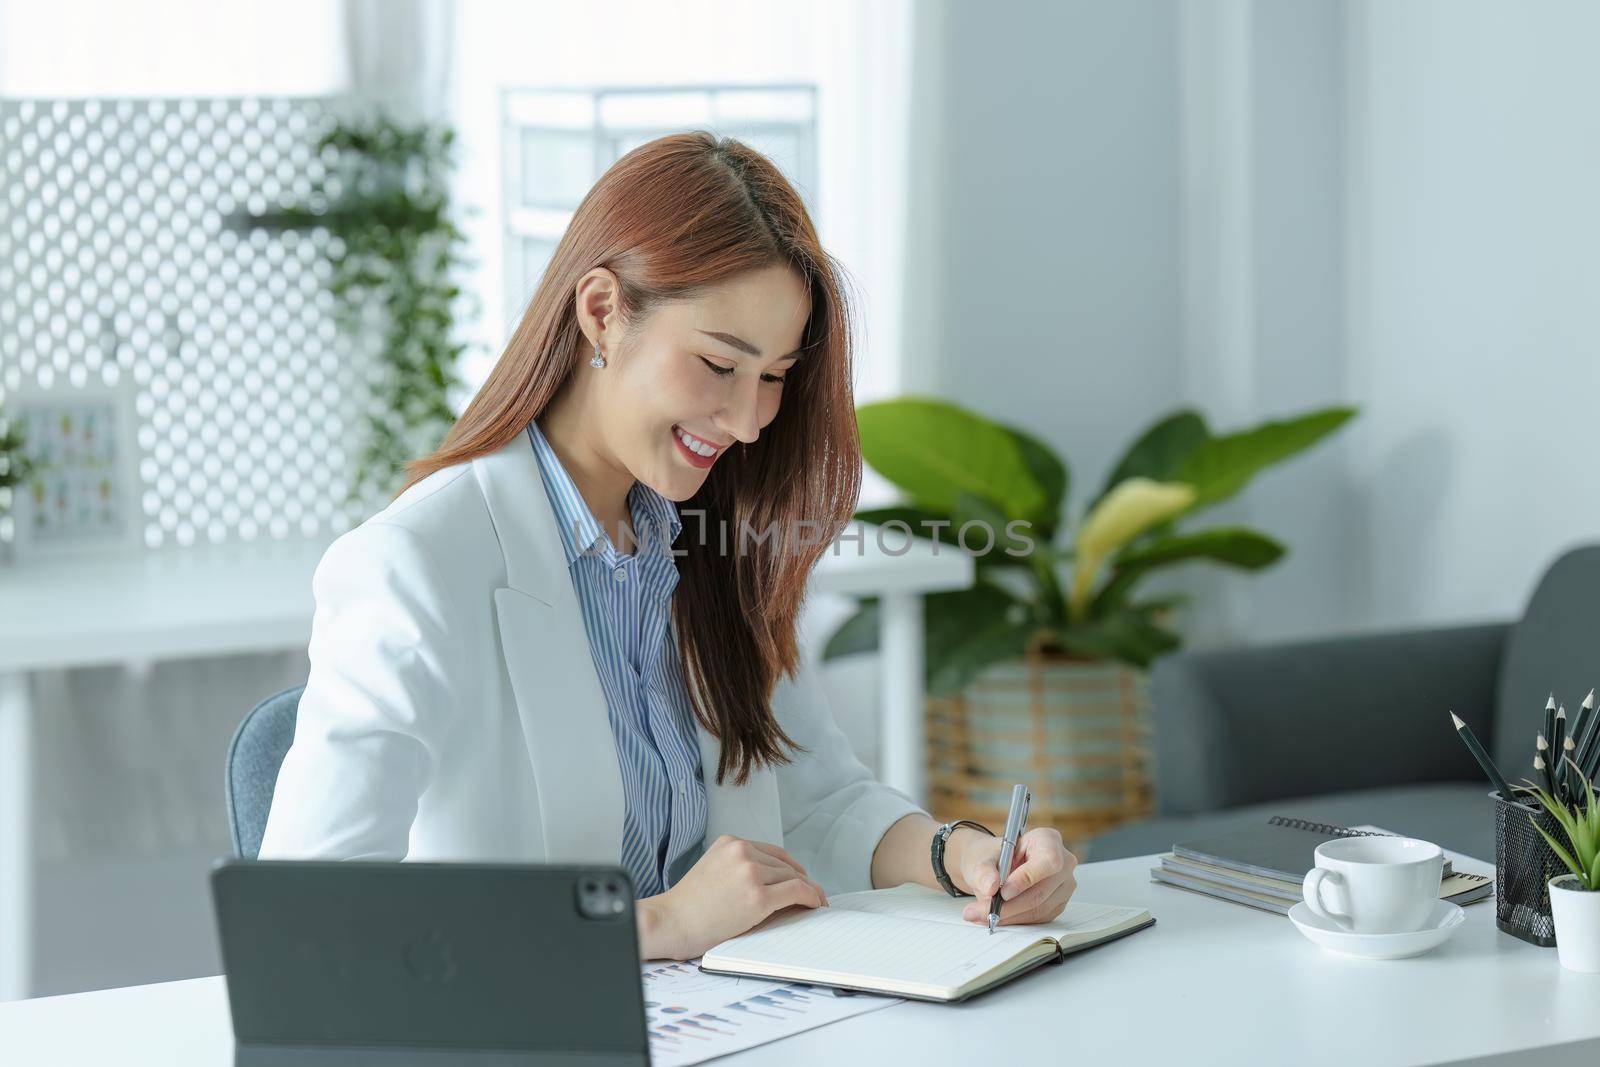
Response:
[6,379,142,557]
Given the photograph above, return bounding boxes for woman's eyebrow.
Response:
[696,329,801,360]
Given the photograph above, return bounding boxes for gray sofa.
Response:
[1083,545,1600,864]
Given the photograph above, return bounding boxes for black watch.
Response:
[930,819,995,897]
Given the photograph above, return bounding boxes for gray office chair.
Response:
[1085,544,1600,862]
[225,683,304,859]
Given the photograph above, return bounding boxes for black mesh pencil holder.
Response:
[1494,790,1565,947]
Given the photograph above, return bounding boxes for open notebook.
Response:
[698,883,1154,1003]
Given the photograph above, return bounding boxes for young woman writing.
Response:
[259,132,1077,960]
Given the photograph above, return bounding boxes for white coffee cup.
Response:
[1301,836,1443,933]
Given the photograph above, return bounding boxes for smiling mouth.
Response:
[672,424,727,468]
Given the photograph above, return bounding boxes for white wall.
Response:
[1345,0,1600,629]
[904,0,1184,503]
[906,0,1600,649]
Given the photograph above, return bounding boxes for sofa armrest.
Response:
[1151,622,1511,817]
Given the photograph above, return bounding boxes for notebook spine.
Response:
[1265,815,1483,881]
[1267,815,1384,839]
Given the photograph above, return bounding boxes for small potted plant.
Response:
[1526,764,1600,972]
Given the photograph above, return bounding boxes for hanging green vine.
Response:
[0,406,37,529]
[243,110,480,507]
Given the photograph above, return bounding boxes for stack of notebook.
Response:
[1150,816,1495,915]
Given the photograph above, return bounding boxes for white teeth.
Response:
[676,427,718,457]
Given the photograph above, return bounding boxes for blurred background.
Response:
[1,0,1597,1002]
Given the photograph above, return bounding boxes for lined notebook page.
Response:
[705,907,1043,995]
[830,883,1146,946]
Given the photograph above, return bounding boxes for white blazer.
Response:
[258,430,922,893]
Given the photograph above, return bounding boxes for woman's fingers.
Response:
[999,829,1072,901]
[753,853,822,891]
[748,840,810,878]
[761,873,827,913]
[1000,884,1073,927]
[994,872,1075,924]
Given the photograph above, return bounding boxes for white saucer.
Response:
[1287,899,1465,959]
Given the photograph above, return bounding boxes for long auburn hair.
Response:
[399,131,861,785]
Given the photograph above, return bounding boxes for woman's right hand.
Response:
[636,834,828,960]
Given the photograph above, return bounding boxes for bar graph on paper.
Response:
[641,960,899,1065]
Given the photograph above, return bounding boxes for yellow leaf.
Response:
[1069,478,1196,618]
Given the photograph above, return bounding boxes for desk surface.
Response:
[0,523,971,672]
[5,851,1599,1067]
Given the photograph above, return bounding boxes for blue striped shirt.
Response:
[525,418,708,898]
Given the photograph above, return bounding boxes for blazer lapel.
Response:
[474,434,624,865]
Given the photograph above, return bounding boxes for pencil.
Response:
[1573,689,1600,784]
[1572,689,1596,755]
[1537,734,1556,795]
[1584,723,1600,786]
[1554,705,1569,801]
[1452,711,1515,800]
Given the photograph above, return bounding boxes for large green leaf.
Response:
[1096,410,1210,506]
[924,582,1040,695]
[1003,426,1069,537]
[821,597,881,660]
[819,581,1042,696]
[853,506,958,551]
[1175,407,1357,510]
[857,398,1050,527]
[1115,527,1286,570]
[854,500,1037,572]
[1054,605,1182,668]
[1092,527,1285,615]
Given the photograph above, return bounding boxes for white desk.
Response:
[4,851,1598,1067]
[0,524,971,1001]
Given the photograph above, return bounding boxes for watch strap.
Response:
[931,819,995,897]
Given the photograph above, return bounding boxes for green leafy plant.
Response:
[241,111,479,505]
[823,399,1357,695]
[0,406,38,537]
[1525,763,1600,891]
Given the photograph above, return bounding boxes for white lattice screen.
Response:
[0,96,384,548]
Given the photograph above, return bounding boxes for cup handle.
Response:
[1303,868,1354,930]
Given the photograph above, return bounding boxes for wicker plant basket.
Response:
[925,634,1153,849]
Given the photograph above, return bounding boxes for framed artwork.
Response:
[7,380,141,556]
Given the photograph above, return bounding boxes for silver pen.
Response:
[988,783,1031,934]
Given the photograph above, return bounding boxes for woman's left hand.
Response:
[954,826,1078,927]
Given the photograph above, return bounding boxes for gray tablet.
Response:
[210,859,648,1066]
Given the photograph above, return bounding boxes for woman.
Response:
[259,132,1077,960]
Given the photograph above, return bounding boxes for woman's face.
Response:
[594,263,809,502]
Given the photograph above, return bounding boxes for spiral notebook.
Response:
[1150,816,1492,915]
[1174,816,1458,881]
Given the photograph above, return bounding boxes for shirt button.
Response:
[613,565,628,582]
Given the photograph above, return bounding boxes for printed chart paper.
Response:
[641,959,900,1065]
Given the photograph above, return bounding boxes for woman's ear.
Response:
[574,267,622,348]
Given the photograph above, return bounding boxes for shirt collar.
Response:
[526,418,682,567]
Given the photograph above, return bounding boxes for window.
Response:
[500,84,818,320]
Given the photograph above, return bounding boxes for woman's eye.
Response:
[699,356,735,377]
[760,373,786,384]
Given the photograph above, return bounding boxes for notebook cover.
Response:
[1157,854,1493,906]
[698,915,1157,1004]
[1171,817,1454,884]
[1148,868,1290,915]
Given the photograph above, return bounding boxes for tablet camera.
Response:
[576,874,630,921]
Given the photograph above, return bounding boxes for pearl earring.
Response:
[589,344,606,369]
